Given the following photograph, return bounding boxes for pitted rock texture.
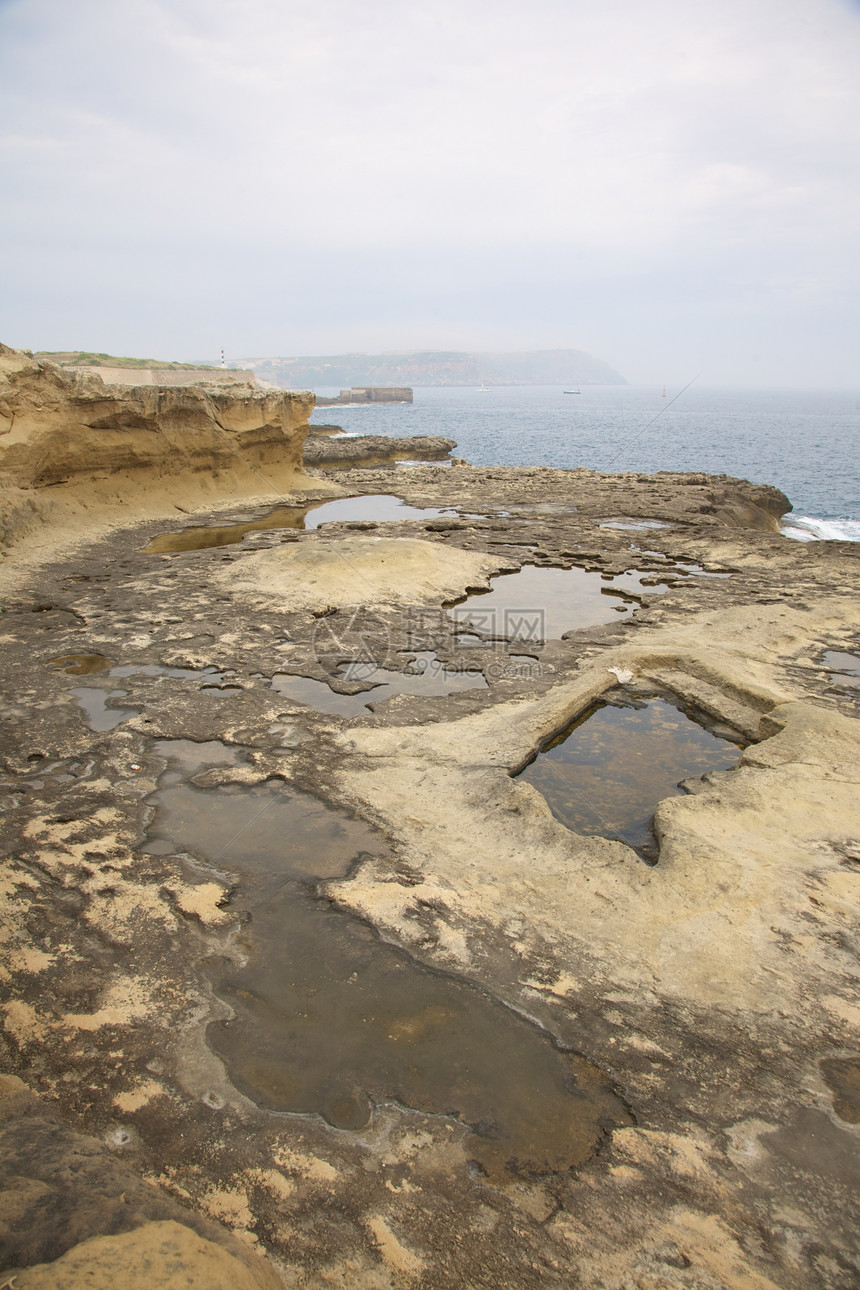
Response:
[215,533,517,611]
[0,452,858,1289]
[0,1076,281,1289]
[10,1223,276,1290]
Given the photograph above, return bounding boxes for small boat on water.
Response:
[564,389,581,395]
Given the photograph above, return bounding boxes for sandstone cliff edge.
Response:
[0,343,318,555]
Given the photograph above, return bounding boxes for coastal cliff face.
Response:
[0,343,317,552]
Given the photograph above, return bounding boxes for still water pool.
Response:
[142,495,456,553]
[145,740,631,1179]
[517,697,744,853]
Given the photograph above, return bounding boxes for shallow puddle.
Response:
[272,652,486,718]
[50,653,112,675]
[823,650,860,689]
[142,495,456,553]
[516,697,743,853]
[448,565,670,644]
[109,663,222,681]
[71,687,138,732]
[308,495,457,528]
[270,674,376,718]
[145,740,631,1179]
[65,664,225,730]
[597,517,672,531]
[143,505,308,552]
[338,652,486,696]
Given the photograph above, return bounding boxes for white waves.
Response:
[781,515,860,543]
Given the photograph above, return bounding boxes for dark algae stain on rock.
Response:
[820,1057,860,1123]
[146,742,631,1181]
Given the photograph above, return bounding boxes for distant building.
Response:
[316,387,413,406]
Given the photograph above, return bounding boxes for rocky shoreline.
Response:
[303,432,457,469]
[1,349,858,1288]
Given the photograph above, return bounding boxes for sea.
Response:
[309,385,860,542]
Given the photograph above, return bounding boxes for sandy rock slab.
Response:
[216,534,516,611]
[9,1222,271,1290]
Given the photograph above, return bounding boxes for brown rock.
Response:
[0,1077,280,1290]
[304,433,456,467]
[0,343,316,553]
[11,1221,275,1290]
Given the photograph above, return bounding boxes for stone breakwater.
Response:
[0,348,859,1290]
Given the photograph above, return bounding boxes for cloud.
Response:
[0,0,858,383]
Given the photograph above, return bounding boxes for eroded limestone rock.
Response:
[304,433,456,467]
[0,1076,280,1289]
[0,448,857,1289]
[0,342,319,554]
[215,533,517,612]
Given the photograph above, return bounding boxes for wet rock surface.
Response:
[1,456,859,1288]
[304,433,456,467]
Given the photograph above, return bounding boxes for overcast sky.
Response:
[1,0,858,385]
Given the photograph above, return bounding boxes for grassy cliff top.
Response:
[35,351,214,370]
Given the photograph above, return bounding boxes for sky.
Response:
[1,0,859,386]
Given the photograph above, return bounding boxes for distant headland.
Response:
[219,348,627,389]
[34,350,215,371]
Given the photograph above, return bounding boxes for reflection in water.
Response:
[448,565,671,643]
[597,517,672,530]
[142,495,456,553]
[56,661,224,729]
[823,650,860,689]
[50,653,112,675]
[109,663,221,680]
[308,495,456,527]
[71,687,138,732]
[272,652,486,717]
[517,697,743,853]
[271,674,379,718]
[146,740,631,1179]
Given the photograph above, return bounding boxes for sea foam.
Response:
[781,515,860,543]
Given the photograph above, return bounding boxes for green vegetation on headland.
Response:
[238,348,627,388]
[35,351,214,371]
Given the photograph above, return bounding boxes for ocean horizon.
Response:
[308,384,860,541]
